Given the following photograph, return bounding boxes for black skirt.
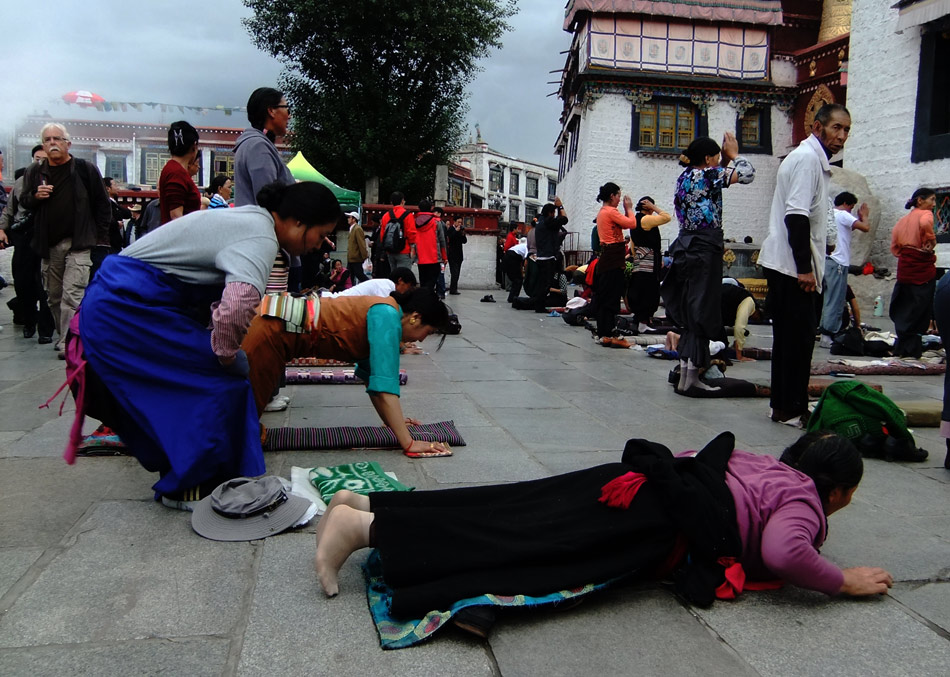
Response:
[371,464,677,618]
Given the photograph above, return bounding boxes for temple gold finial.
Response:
[817,0,852,43]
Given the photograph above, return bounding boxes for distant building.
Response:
[10,116,290,189]
[554,0,792,245]
[450,126,558,223]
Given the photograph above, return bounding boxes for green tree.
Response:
[243,0,516,202]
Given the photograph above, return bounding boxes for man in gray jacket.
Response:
[234,87,295,207]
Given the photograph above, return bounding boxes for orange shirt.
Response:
[596,205,637,245]
[890,208,935,257]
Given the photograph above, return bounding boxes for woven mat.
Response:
[287,358,354,367]
[810,361,945,376]
[284,367,408,385]
[263,420,465,451]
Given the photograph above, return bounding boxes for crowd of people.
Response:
[0,94,943,641]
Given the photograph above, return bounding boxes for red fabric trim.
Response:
[598,471,648,509]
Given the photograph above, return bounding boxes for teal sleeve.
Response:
[358,304,403,396]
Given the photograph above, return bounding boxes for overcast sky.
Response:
[0,1,570,169]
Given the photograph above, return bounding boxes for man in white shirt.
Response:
[819,192,870,347]
[758,103,852,425]
[324,266,416,298]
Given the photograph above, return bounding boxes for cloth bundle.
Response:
[262,420,466,451]
[308,461,413,502]
[810,360,945,376]
[284,367,408,385]
[287,357,354,367]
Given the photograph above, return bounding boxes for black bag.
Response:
[444,313,462,335]
[382,210,408,253]
[830,326,865,356]
[511,296,534,310]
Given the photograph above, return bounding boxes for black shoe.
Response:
[449,291,461,295]
[882,436,928,462]
[452,607,496,639]
[38,335,53,345]
[480,295,496,303]
[23,325,36,339]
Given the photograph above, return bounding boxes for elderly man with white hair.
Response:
[19,123,111,357]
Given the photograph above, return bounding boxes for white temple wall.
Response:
[845,0,950,266]
[557,92,793,250]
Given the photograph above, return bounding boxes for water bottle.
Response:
[873,295,883,317]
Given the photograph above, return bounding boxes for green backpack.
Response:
[807,381,913,442]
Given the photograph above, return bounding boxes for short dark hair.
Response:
[389,266,417,286]
[541,203,556,218]
[103,177,114,188]
[418,198,432,212]
[635,195,654,213]
[780,431,863,506]
[814,103,850,126]
[256,181,342,229]
[31,144,43,157]
[433,206,444,215]
[390,191,404,206]
[247,87,284,130]
[834,191,858,207]
[168,121,199,156]
[208,174,230,196]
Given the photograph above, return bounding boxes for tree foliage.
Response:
[243,0,516,202]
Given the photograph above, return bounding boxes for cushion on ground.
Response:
[892,400,942,427]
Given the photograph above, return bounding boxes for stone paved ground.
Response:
[0,283,948,676]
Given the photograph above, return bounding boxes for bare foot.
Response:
[315,490,370,545]
[315,505,372,597]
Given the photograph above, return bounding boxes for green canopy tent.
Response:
[286,151,361,211]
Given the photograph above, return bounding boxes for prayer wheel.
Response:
[817,0,852,42]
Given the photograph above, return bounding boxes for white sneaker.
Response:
[819,335,833,349]
[264,397,289,412]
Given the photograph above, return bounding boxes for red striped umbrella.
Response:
[61,90,106,107]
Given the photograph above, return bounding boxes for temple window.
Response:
[737,107,773,154]
[509,171,520,195]
[631,101,705,153]
[912,22,950,162]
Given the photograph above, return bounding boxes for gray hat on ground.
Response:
[191,476,312,541]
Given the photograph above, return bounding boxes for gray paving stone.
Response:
[491,586,759,677]
[486,407,630,451]
[1,415,77,459]
[0,393,71,432]
[439,360,528,382]
[0,637,230,677]
[694,587,950,677]
[477,341,542,355]
[0,501,254,647]
[398,393,495,427]
[0,548,43,600]
[0,458,155,548]
[418,425,548,484]
[517,368,619,392]
[237,534,493,677]
[819,500,950,581]
[890,581,950,633]
[854,458,950,517]
[460,380,570,408]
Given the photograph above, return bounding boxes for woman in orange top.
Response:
[889,187,937,358]
[594,182,638,347]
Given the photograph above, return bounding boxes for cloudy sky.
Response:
[0,0,570,169]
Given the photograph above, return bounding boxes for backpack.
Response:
[382,209,408,253]
[806,380,913,443]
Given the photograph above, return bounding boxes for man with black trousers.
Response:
[446,215,467,295]
[531,198,568,313]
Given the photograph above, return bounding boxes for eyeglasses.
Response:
[43,136,67,143]
[273,105,291,112]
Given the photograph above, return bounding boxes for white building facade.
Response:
[452,133,559,223]
[846,0,950,266]
[554,1,792,247]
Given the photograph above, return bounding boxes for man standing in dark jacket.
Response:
[20,123,111,356]
[530,198,568,312]
[446,216,467,295]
